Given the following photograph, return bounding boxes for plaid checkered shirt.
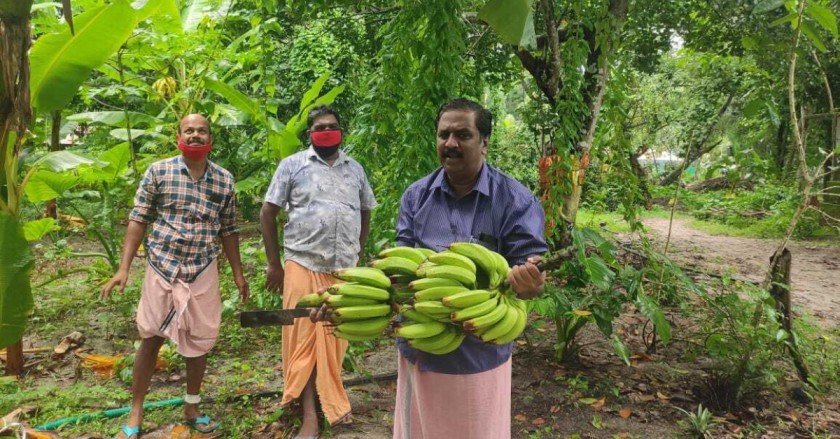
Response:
[129,156,238,283]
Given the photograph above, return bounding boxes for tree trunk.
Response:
[4,340,23,375]
[769,249,811,385]
[1,1,34,377]
[45,110,61,219]
[630,146,652,209]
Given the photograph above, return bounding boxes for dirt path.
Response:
[642,218,840,327]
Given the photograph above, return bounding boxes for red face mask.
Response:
[177,135,213,161]
[310,129,342,148]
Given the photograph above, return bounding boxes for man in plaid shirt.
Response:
[101,114,249,438]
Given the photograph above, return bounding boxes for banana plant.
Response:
[204,71,345,196]
[0,0,176,372]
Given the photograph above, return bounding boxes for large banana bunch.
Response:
[294,267,395,341]
[367,242,531,353]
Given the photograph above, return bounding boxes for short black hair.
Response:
[435,98,492,138]
[307,105,341,130]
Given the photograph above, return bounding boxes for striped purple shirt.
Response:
[396,163,547,375]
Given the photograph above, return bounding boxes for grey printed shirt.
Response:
[264,146,377,273]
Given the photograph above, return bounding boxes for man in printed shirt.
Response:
[393,98,548,438]
[260,105,377,439]
[101,114,249,438]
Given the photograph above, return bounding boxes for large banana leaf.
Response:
[67,111,160,128]
[30,1,138,112]
[181,0,232,32]
[203,78,259,118]
[0,213,34,349]
[478,0,537,49]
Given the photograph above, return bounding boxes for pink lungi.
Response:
[136,260,221,358]
[393,354,512,439]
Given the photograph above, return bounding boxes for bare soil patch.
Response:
[643,218,840,327]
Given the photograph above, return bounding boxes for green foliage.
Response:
[29,0,163,112]
[656,184,830,239]
[478,0,536,49]
[675,404,716,438]
[0,214,34,348]
[530,227,674,363]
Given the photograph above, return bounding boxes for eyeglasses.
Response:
[311,123,341,131]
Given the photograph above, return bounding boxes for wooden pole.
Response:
[768,249,811,386]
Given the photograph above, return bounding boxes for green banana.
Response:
[490,250,510,288]
[332,304,392,320]
[479,303,520,341]
[450,296,498,321]
[336,316,392,336]
[295,292,324,308]
[324,294,381,307]
[333,267,391,289]
[333,329,379,342]
[371,256,420,276]
[399,306,436,323]
[463,299,508,331]
[378,247,428,265]
[491,306,528,344]
[408,328,458,352]
[416,248,437,258]
[328,283,390,301]
[441,289,495,308]
[395,321,447,339]
[422,265,476,287]
[408,277,463,291]
[448,242,497,284]
[425,333,466,355]
[414,262,438,277]
[413,301,456,317]
[413,285,469,302]
[427,251,477,274]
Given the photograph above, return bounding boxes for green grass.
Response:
[576,209,634,234]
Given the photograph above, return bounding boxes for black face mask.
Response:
[314,146,339,159]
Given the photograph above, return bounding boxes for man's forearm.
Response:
[221,234,244,278]
[117,220,147,272]
[359,210,371,254]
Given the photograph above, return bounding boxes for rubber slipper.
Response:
[115,424,140,439]
[185,414,219,433]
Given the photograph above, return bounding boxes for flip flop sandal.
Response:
[185,414,219,433]
[115,424,140,439]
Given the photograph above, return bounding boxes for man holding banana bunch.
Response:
[260,105,377,439]
[392,98,547,438]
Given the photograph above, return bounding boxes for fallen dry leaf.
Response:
[638,394,656,402]
[656,391,670,400]
[514,414,527,422]
[619,408,632,419]
[550,405,560,414]
[531,418,545,426]
[591,398,606,411]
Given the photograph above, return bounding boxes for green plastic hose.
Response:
[36,397,184,431]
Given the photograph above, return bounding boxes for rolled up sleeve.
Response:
[264,160,292,208]
[219,190,238,237]
[128,168,158,224]
[502,195,548,266]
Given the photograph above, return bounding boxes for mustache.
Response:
[442,148,463,158]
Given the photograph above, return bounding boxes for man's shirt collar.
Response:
[433,162,490,197]
[306,145,349,165]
